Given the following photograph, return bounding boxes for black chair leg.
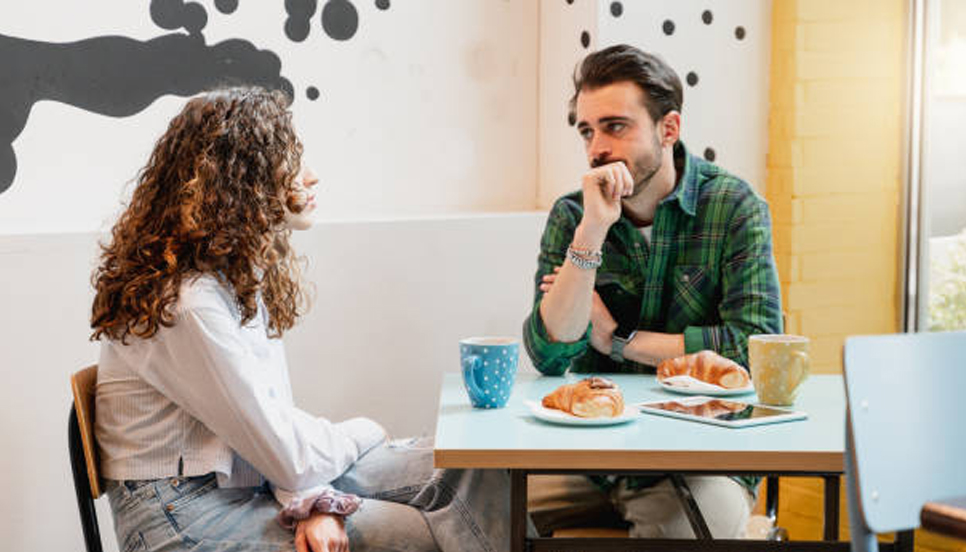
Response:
[69,407,104,552]
[894,529,915,552]
[670,474,713,540]
[766,475,780,522]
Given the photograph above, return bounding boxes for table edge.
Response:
[434,449,843,473]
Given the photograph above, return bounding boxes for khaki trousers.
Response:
[529,474,754,539]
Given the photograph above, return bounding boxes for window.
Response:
[907,0,966,331]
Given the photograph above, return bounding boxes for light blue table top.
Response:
[434,372,845,472]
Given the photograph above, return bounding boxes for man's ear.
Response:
[660,111,681,146]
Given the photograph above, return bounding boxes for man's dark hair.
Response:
[569,45,683,123]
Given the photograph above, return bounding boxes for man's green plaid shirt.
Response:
[523,142,783,492]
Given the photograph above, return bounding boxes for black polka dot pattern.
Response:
[214,0,239,15]
[284,0,315,42]
[285,19,310,42]
[306,86,320,101]
[580,31,590,48]
[702,10,713,25]
[568,112,576,127]
[735,26,746,40]
[321,0,359,41]
[375,0,390,10]
[662,20,675,36]
[150,1,209,35]
[686,72,699,86]
[610,2,623,17]
[704,147,716,162]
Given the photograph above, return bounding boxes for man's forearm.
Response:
[623,331,685,367]
[538,262,595,342]
[538,224,606,342]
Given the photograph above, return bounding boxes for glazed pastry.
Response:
[657,350,751,389]
[542,377,625,418]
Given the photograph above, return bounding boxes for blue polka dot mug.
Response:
[460,337,519,409]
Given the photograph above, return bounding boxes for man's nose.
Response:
[588,135,612,167]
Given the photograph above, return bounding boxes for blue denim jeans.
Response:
[106,438,512,552]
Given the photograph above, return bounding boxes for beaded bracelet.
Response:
[566,244,602,270]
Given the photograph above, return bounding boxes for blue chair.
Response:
[843,331,966,552]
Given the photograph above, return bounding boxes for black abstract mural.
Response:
[0,0,377,195]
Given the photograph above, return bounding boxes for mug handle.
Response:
[462,355,484,401]
[789,350,810,388]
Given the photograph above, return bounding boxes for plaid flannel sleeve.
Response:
[681,192,784,367]
[522,198,592,376]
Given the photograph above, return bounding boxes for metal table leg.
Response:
[823,475,840,541]
[511,469,528,552]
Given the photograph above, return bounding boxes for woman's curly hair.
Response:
[91,86,309,342]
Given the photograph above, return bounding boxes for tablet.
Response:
[637,396,807,428]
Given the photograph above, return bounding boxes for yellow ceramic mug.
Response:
[748,334,810,406]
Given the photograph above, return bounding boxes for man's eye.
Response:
[579,128,593,141]
[608,122,626,133]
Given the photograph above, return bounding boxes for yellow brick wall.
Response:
[766,0,905,375]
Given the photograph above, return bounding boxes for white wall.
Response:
[285,214,544,435]
[538,0,599,209]
[0,0,538,234]
[0,213,546,551]
[539,0,772,207]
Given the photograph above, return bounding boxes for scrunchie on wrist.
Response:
[276,489,362,529]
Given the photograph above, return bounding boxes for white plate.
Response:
[525,400,639,426]
[658,375,756,397]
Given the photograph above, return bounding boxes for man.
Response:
[523,45,782,538]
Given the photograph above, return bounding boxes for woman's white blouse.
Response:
[95,274,385,506]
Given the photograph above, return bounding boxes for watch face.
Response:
[610,331,636,363]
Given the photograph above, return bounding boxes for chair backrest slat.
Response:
[70,365,101,499]
[844,331,966,534]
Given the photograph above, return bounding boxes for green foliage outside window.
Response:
[929,230,966,331]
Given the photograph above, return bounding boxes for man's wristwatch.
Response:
[609,330,637,363]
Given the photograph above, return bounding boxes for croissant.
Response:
[542,377,625,418]
[657,350,751,389]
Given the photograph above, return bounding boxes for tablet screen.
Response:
[638,396,806,427]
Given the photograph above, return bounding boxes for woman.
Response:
[91,87,510,552]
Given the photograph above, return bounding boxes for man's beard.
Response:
[628,133,663,197]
